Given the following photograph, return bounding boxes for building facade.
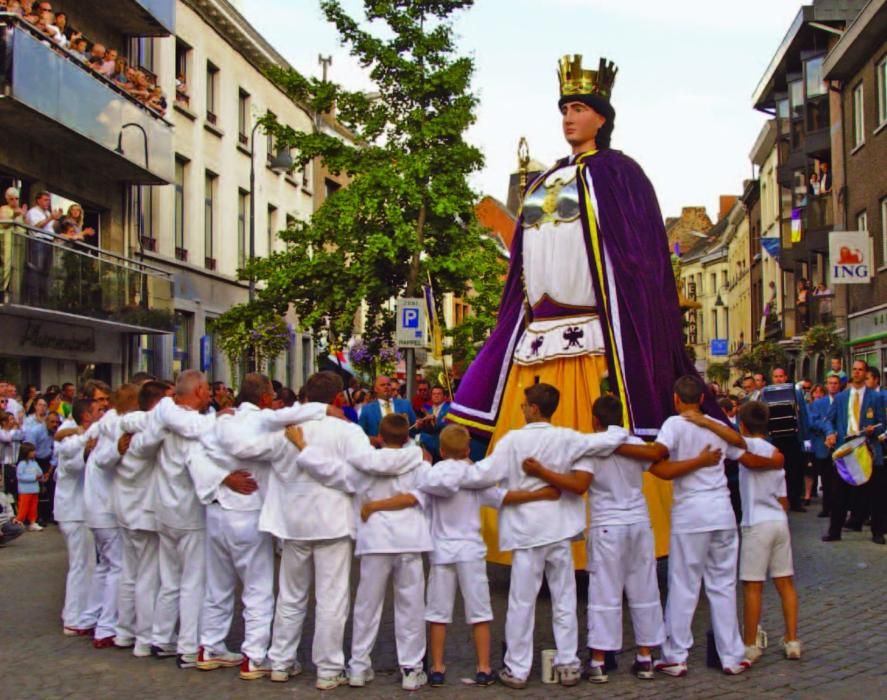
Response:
[0,2,176,389]
[823,0,887,372]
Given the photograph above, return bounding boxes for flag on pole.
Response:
[423,281,444,359]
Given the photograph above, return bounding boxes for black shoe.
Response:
[821,534,842,542]
[872,534,886,545]
[790,505,807,513]
[474,671,496,686]
[429,670,445,687]
[803,499,811,506]
[817,511,830,518]
[844,522,863,532]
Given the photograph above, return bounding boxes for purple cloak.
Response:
[449,149,720,438]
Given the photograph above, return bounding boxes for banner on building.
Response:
[791,209,801,243]
[829,231,873,285]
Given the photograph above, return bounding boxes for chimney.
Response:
[719,195,738,221]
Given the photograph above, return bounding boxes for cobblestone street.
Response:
[2,509,885,699]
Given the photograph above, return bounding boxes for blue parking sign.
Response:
[402,307,420,329]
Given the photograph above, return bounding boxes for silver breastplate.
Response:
[521,171,581,229]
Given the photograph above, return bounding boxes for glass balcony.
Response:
[63,0,174,36]
[802,194,834,232]
[1,222,174,333]
[0,18,173,184]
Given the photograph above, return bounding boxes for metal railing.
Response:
[0,221,174,331]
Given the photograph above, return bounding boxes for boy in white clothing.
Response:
[646,375,783,677]
[456,383,629,689]
[290,413,432,691]
[734,401,800,662]
[523,394,723,683]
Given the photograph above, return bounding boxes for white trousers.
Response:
[59,521,96,629]
[505,539,579,681]
[87,527,122,639]
[586,523,664,651]
[268,537,352,676]
[153,524,205,655]
[661,528,745,668]
[202,505,274,662]
[116,528,159,646]
[425,559,493,624]
[349,553,426,675]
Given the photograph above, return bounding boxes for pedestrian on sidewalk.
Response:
[16,442,44,531]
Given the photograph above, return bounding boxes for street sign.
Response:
[710,338,728,356]
[395,297,425,347]
[200,335,212,371]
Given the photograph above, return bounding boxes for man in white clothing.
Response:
[54,398,101,636]
[254,371,373,690]
[458,383,628,689]
[193,373,327,680]
[113,381,171,657]
[84,384,140,648]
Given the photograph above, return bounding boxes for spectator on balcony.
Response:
[176,73,189,102]
[87,42,105,69]
[70,36,88,62]
[63,204,95,243]
[147,85,167,116]
[808,172,820,197]
[819,162,831,193]
[54,11,73,41]
[128,70,151,102]
[1,187,26,223]
[98,48,117,78]
[5,2,24,18]
[111,57,131,87]
[25,191,61,238]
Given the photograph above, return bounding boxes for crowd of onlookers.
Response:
[1,0,168,116]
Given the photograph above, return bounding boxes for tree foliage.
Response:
[706,361,731,387]
[733,341,790,379]
[228,0,501,362]
[209,304,290,385]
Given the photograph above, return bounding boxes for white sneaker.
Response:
[317,672,348,690]
[28,523,43,531]
[196,647,241,671]
[402,667,427,691]
[722,660,751,675]
[783,639,802,660]
[654,660,688,677]
[348,669,375,687]
[113,636,135,649]
[270,663,302,682]
[239,657,272,680]
[133,643,152,658]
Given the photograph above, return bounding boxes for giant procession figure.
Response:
[448,55,718,565]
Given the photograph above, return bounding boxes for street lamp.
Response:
[248,119,294,303]
[115,122,149,169]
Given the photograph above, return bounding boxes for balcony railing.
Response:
[796,291,836,334]
[802,194,834,232]
[0,16,173,184]
[1,221,174,332]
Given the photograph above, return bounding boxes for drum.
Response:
[832,436,873,486]
[761,383,799,438]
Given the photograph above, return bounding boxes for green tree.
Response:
[733,341,789,379]
[228,0,501,362]
[706,361,731,387]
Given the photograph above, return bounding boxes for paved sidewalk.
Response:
[1,509,885,699]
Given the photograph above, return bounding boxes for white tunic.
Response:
[417,458,504,565]
[54,419,98,523]
[114,411,157,531]
[459,423,627,551]
[739,436,786,527]
[85,409,121,529]
[655,415,744,534]
[297,444,433,556]
[257,415,372,541]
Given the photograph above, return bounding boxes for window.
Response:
[878,56,887,128]
[804,56,825,99]
[266,112,276,163]
[173,311,193,376]
[238,89,251,145]
[206,62,219,123]
[129,37,154,72]
[881,197,887,267]
[856,210,867,233]
[267,204,277,255]
[710,273,717,295]
[325,178,341,199]
[789,80,804,119]
[174,157,187,260]
[852,83,865,148]
[175,40,191,105]
[136,185,154,250]
[238,189,248,270]
[302,158,312,189]
[204,171,216,269]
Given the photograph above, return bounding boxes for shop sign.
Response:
[829,231,873,284]
[19,321,96,354]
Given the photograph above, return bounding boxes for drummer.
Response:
[822,361,887,545]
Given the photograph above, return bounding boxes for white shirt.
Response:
[257,415,372,541]
[84,409,120,529]
[417,458,504,564]
[739,436,787,527]
[204,402,327,511]
[0,427,24,465]
[53,419,98,522]
[114,411,157,531]
[136,397,216,530]
[25,205,56,238]
[575,426,651,527]
[655,415,744,533]
[459,422,626,551]
[298,444,433,556]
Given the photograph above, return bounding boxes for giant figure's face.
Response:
[560,101,606,149]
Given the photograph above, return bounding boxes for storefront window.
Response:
[173,311,193,377]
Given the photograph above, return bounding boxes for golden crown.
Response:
[558,55,618,99]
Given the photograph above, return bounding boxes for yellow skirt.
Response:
[481,354,672,566]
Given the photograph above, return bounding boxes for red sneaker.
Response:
[93,636,116,649]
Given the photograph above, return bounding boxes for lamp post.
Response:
[115,122,149,169]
